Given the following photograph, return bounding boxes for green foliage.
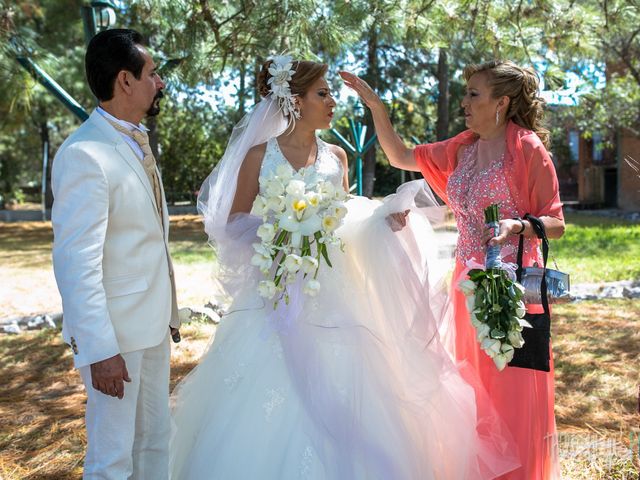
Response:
[550,213,640,283]
[2,0,640,200]
[157,90,235,202]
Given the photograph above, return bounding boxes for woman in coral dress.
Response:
[342,60,565,479]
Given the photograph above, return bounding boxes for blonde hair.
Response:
[257,59,328,99]
[463,61,550,149]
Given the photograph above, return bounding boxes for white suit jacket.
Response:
[52,109,178,369]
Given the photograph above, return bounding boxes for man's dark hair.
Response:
[85,29,146,101]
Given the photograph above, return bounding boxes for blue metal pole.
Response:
[329,129,356,155]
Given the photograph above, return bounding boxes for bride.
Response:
[169,56,519,479]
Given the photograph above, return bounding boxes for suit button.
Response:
[70,337,79,354]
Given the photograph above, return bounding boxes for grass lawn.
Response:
[550,213,640,284]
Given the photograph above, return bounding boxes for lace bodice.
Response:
[447,140,535,264]
[259,137,344,191]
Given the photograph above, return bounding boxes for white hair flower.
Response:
[267,55,300,120]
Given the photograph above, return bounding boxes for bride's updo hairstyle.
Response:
[463,60,550,149]
[257,59,328,103]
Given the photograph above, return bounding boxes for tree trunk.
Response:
[39,120,54,209]
[238,62,246,118]
[436,48,449,141]
[362,28,379,198]
[147,115,160,164]
[254,57,261,104]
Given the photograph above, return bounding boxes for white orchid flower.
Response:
[459,279,477,296]
[301,256,318,275]
[465,294,476,312]
[493,353,509,371]
[493,343,516,370]
[501,343,515,359]
[518,318,533,328]
[257,223,276,243]
[515,300,526,318]
[305,191,321,208]
[251,195,267,216]
[251,253,273,273]
[266,195,286,213]
[284,254,303,273]
[257,280,277,299]
[303,279,321,296]
[279,210,322,237]
[275,163,293,181]
[318,181,335,198]
[333,205,348,220]
[475,323,491,341]
[286,179,306,197]
[507,330,525,348]
[470,311,483,328]
[264,178,285,197]
[481,338,502,358]
[252,242,273,257]
[321,215,338,233]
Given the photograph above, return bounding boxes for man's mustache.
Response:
[154,90,164,101]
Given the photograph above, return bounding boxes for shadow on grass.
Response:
[553,299,640,432]
[0,222,54,269]
[0,329,85,479]
[0,322,213,480]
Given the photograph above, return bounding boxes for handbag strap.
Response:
[516,214,550,315]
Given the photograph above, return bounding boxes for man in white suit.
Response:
[52,29,179,479]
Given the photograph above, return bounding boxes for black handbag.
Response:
[508,214,552,372]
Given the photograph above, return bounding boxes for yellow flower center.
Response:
[292,199,307,212]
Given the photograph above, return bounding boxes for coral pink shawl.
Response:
[414,121,564,222]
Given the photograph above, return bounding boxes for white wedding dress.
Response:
[170,137,519,479]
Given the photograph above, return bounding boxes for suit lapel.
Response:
[156,166,170,242]
[88,110,163,230]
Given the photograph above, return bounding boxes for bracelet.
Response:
[512,217,526,235]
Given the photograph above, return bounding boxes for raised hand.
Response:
[90,353,131,399]
[386,210,411,232]
[339,71,383,110]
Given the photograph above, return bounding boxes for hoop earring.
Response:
[495,109,500,126]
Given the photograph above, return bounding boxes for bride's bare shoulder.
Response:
[325,142,348,165]
[245,142,268,161]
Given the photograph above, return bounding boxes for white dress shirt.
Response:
[96,106,148,161]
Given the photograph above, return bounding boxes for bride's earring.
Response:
[293,107,302,120]
[495,109,500,126]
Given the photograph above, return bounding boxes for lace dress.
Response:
[169,137,520,479]
[446,139,559,480]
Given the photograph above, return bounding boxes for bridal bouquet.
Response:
[250,164,348,304]
[458,204,530,371]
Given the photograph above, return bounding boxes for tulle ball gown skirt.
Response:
[170,183,520,479]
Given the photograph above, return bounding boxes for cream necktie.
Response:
[108,121,163,219]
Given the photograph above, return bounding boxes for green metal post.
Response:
[14,56,89,121]
[80,5,97,45]
[331,116,377,196]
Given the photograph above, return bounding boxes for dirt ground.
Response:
[0,217,217,321]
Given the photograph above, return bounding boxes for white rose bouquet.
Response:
[250,165,348,305]
[458,204,531,371]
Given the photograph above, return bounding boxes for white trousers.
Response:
[79,334,170,480]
